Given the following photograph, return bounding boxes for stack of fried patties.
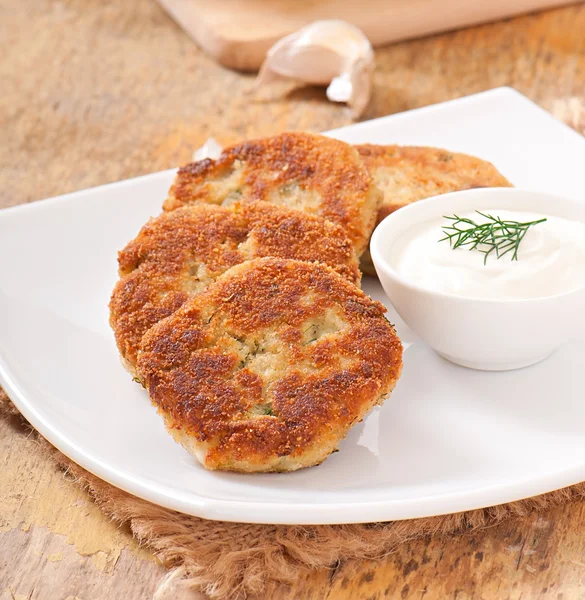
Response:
[110,132,509,473]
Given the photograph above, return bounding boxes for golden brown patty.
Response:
[136,258,403,473]
[356,144,512,273]
[164,132,380,256]
[357,144,512,221]
[109,202,360,369]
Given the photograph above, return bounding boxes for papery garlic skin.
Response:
[253,20,374,117]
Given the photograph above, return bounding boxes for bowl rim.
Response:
[370,187,585,305]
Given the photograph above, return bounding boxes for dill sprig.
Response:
[439,211,547,264]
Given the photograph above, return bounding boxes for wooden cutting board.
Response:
[157,0,580,71]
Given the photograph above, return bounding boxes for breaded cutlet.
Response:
[164,132,381,257]
[356,145,512,274]
[136,257,403,473]
[109,202,360,370]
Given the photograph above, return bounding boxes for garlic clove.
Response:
[346,55,374,117]
[192,137,223,162]
[327,73,353,103]
[252,20,374,118]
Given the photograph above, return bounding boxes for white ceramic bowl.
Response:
[370,188,585,371]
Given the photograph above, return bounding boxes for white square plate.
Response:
[2,87,585,524]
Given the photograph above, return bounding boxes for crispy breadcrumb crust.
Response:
[110,202,360,368]
[356,144,511,222]
[164,133,380,256]
[356,145,512,274]
[136,258,403,473]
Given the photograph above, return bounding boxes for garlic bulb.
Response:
[252,20,374,118]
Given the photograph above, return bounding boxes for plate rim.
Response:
[5,355,585,525]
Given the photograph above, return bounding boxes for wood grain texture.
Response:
[156,0,581,70]
[1,0,585,598]
[0,409,168,600]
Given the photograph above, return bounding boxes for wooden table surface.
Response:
[2,1,585,598]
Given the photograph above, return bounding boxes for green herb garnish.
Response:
[132,376,146,389]
[439,211,547,264]
[250,404,274,416]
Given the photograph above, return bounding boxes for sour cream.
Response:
[390,210,585,300]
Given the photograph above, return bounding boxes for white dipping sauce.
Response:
[390,210,585,299]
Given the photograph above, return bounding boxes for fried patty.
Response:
[136,258,403,473]
[164,132,381,256]
[110,202,360,370]
[356,145,512,274]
